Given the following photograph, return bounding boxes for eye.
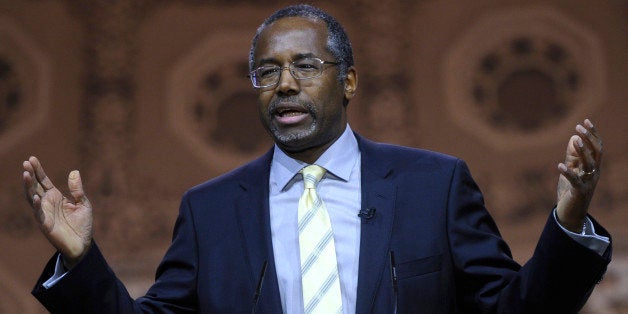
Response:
[293,60,320,72]
[257,66,280,78]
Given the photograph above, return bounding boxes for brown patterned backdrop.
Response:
[0,0,626,312]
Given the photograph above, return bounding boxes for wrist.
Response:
[556,211,586,233]
[555,202,588,233]
[60,242,90,269]
[61,254,81,270]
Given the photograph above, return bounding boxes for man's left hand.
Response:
[556,119,603,233]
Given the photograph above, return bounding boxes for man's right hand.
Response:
[23,156,93,269]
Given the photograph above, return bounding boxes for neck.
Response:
[280,129,347,164]
[281,140,334,164]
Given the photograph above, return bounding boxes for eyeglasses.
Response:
[248,57,339,89]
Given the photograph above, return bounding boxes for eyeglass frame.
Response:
[248,57,339,89]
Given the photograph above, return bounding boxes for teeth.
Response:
[280,111,303,117]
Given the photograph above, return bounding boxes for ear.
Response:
[343,66,358,100]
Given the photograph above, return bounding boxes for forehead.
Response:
[254,17,331,63]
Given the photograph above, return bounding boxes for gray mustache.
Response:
[268,96,316,116]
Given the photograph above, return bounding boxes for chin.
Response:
[274,132,311,147]
[271,124,317,146]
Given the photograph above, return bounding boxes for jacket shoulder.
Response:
[183,149,272,199]
[357,134,463,172]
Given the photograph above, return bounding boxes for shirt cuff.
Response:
[553,209,610,256]
[42,254,69,289]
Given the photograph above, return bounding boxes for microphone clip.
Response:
[358,207,376,220]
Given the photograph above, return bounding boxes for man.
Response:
[23,4,610,313]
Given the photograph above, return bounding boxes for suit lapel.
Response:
[355,136,397,314]
[235,136,399,313]
[235,149,283,313]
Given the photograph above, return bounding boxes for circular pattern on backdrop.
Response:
[443,6,606,150]
[168,30,271,169]
[0,56,22,134]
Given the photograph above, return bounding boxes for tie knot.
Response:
[302,165,326,189]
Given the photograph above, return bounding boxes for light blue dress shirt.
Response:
[266,124,609,314]
[44,124,610,313]
[269,124,361,314]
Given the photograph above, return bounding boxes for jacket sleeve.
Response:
[447,159,611,313]
[31,194,199,313]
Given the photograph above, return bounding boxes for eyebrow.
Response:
[256,52,318,66]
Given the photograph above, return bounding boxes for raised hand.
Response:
[23,156,93,269]
[556,119,603,233]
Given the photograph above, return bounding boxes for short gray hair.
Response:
[249,4,354,82]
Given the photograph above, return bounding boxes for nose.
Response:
[276,66,300,95]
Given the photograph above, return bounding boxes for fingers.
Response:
[575,119,603,167]
[558,162,581,188]
[571,135,596,174]
[29,156,56,192]
[22,168,45,224]
[22,156,55,196]
[558,118,603,188]
[31,195,45,224]
[23,161,44,205]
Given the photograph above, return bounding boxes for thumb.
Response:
[565,135,581,157]
[68,170,87,204]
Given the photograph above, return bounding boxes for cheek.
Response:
[317,86,345,114]
[310,79,344,105]
[256,100,268,127]
[257,93,271,114]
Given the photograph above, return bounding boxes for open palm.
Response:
[23,156,93,268]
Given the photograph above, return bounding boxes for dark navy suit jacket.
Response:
[33,134,611,313]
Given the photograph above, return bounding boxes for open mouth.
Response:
[272,103,310,124]
[276,107,307,117]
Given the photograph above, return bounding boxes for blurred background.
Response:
[0,0,626,312]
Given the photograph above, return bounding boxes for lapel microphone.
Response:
[358,207,376,220]
[251,260,268,314]
[390,251,399,314]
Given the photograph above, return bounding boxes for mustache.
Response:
[268,96,316,115]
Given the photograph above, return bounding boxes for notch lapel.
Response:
[355,136,397,314]
[235,149,283,313]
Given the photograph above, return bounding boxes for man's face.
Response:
[253,17,351,161]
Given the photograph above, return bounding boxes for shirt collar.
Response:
[270,124,360,191]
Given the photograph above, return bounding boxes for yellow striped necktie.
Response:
[298,165,343,314]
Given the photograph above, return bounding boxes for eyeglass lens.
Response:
[252,58,327,88]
